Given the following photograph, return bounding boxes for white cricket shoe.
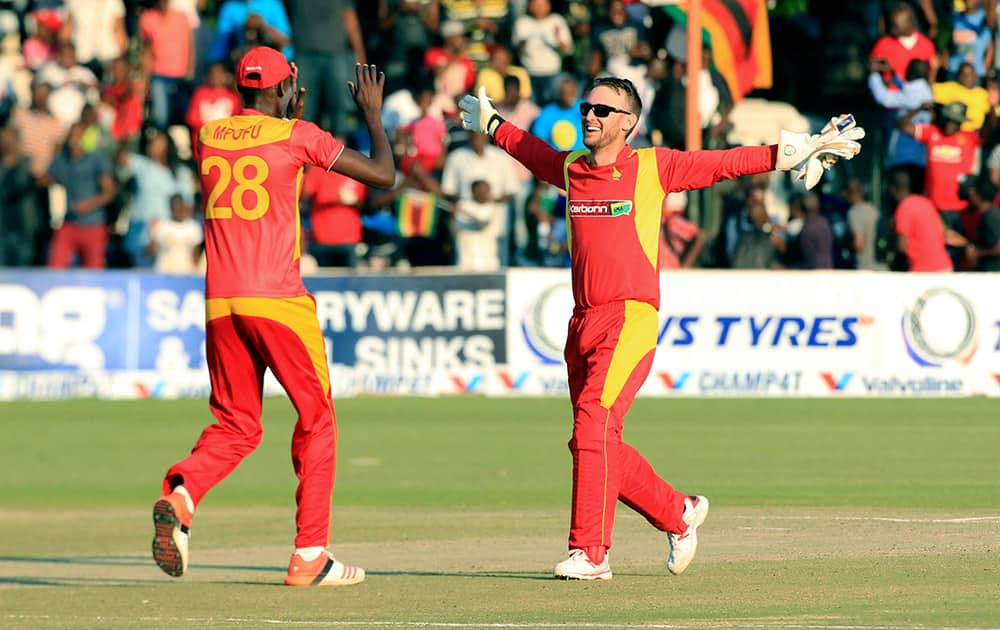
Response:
[667,495,709,575]
[554,549,612,581]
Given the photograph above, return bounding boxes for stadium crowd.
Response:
[0,0,999,274]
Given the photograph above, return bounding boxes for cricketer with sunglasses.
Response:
[460,78,864,581]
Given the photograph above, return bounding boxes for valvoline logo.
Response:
[497,370,529,391]
[819,372,854,392]
[450,374,484,393]
[658,371,691,391]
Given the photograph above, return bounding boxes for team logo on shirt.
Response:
[568,200,633,217]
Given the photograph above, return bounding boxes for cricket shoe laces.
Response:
[553,548,612,581]
[667,495,709,575]
[285,550,366,587]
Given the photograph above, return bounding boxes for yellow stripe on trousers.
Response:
[596,300,658,549]
[599,300,658,409]
[206,295,331,395]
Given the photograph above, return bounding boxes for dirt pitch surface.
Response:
[2,505,998,629]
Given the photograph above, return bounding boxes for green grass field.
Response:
[1,397,998,629]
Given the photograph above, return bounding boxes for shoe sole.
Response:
[554,571,612,581]
[152,499,186,577]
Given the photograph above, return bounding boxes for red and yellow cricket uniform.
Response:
[163,109,345,548]
[494,122,777,558]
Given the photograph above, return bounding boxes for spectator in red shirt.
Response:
[658,192,705,270]
[101,57,145,148]
[899,100,980,214]
[302,163,368,268]
[424,20,477,101]
[889,169,953,272]
[139,0,195,130]
[870,3,937,89]
[900,99,984,263]
[185,63,241,145]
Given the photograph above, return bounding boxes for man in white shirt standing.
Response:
[441,131,519,266]
[512,0,573,104]
[62,0,127,80]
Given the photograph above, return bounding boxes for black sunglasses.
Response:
[580,102,632,118]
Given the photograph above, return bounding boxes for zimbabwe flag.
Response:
[396,189,439,238]
[663,0,773,101]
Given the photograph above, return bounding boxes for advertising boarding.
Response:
[504,269,1000,397]
[3,269,999,399]
[0,271,506,399]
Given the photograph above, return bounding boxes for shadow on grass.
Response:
[0,575,168,586]
[368,570,551,581]
[0,557,552,583]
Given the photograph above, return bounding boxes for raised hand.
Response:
[347,63,385,118]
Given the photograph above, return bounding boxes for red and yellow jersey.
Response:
[197,108,344,298]
[494,122,777,309]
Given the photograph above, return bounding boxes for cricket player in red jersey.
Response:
[151,47,395,587]
[460,81,863,580]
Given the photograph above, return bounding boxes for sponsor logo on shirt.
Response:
[568,200,633,217]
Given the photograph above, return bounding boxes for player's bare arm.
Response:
[332,63,395,189]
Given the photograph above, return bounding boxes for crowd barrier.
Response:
[1,269,997,399]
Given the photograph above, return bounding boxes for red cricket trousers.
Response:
[163,295,337,548]
[565,299,690,562]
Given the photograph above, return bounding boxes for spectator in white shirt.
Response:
[62,0,128,80]
[150,194,203,274]
[37,42,99,127]
[454,180,503,271]
[512,0,572,103]
[441,131,519,265]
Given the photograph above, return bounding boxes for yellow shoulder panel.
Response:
[200,116,295,152]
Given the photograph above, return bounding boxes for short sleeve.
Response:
[290,120,345,170]
[847,207,864,234]
[913,124,932,143]
[895,202,915,237]
[96,152,113,177]
[138,12,154,41]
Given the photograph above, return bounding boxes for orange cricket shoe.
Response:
[285,550,366,587]
[151,492,192,577]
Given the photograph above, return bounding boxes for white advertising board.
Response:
[502,270,1000,397]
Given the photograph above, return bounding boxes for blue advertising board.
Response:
[0,271,507,398]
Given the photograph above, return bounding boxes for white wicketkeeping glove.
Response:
[776,114,866,190]
[458,86,505,137]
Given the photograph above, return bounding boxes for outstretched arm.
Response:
[660,145,777,192]
[459,86,566,188]
[492,121,567,189]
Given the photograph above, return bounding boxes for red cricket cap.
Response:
[34,9,62,33]
[236,46,291,89]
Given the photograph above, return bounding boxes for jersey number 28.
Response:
[201,155,271,220]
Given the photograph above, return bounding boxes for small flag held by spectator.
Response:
[396,190,439,238]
